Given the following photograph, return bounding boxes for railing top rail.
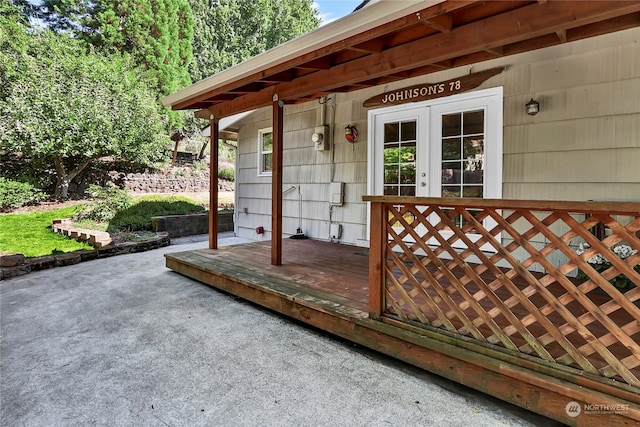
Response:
[362,196,640,215]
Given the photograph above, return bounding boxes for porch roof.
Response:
[162,0,640,119]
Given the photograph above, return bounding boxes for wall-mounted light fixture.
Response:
[345,125,358,142]
[525,98,540,116]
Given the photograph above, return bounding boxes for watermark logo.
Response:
[565,401,581,418]
[565,400,630,417]
[584,403,630,415]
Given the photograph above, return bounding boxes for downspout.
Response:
[325,95,337,241]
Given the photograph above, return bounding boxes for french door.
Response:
[368,87,503,248]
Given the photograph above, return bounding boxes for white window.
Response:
[258,128,273,176]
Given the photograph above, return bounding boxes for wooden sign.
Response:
[363,67,505,108]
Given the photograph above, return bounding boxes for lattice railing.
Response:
[365,196,640,388]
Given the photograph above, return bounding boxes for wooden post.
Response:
[271,97,284,265]
[198,139,208,161]
[369,201,385,319]
[172,140,179,166]
[209,116,219,250]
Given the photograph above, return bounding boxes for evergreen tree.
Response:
[0,0,29,101]
[35,0,194,99]
[188,0,320,82]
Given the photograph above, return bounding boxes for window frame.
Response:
[257,127,273,176]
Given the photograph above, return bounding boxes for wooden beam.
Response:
[485,46,504,56]
[348,39,385,53]
[296,57,333,70]
[271,97,284,266]
[569,11,640,42]
[362,195,640,216]
[259,70,295,83]
[276,1,640,98]
[170,1,478,111]
[207,0,640,117]
[209,117,219,250]
[556,29,568,43]
[228,82,265,93]
[419,12,453,32]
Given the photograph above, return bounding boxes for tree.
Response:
[1,1,28,50]
[34,0,194,130]
[188,0,320,82]
[0,31,169,198]
[0,0,29,101]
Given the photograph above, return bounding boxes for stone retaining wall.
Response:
[108,170,233,194]
[152,211,234,237]
[0,233,171,280]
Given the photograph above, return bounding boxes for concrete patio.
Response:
[1,234,561,426]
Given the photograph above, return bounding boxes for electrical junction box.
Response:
[330,182,344,206]
[312,125,330,151]
[330,223,342,240]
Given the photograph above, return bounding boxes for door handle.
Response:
[421,182,426,187]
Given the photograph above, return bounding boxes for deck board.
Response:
[167,239,369,312]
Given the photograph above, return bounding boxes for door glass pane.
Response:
[463,186,483,198]
[441,110,485,230]
[442,161,462,184]
[399,145,416,163]
[401,121,416,141]
[442,138,461,160]
[384,122,399,143]
[441,110,485,198]
[384,186,399,196]
[384,147,399,163]
[463,110,484,135]
[383,120,417,197]
[384,165,399,185]
[463,137,484,159]
[442,113,461,137]
[400,186,415,197]
[400,163,415,183]
[442,186,461,198]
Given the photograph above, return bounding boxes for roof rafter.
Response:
[170,0,477,111]
[196,0,640,119]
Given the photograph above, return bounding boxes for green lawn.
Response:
[0,205,93,257]
[0,195,212,258]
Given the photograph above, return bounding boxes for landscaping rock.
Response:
[1,264,31,279]
[78,250,99,262]
[29,256,56,271]
[0,254,26,267]
[54,253,82,267]
[1,233,173,280]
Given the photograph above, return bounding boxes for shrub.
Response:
[218,166,234,181]
[0,177,47,211]
[192,160,208,174]
[108,196,205,232]
[75,183,131,223]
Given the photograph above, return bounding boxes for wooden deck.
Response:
[166,238,640,426]
[167,239,369,312]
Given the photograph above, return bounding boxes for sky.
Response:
[313,0,364,25]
